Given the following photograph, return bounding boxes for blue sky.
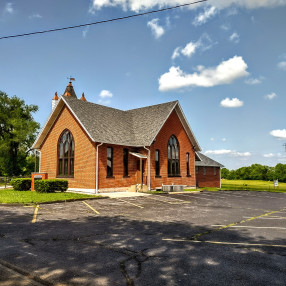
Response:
[1,0,286,170]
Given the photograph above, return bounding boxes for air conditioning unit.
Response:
[162,185,173,192]
[173,185,184,192]
[162,185,184,192]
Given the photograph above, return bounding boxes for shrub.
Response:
[10,178,31,191]
[34,179,68,193]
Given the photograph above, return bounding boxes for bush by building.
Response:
[34,179,68,193]
[10,178,31,191]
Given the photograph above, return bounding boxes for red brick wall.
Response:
[40,105,199,190]
[97,144,138,189]
[40,106,96,189]
[149,110,196,189]
[196,166,221,188]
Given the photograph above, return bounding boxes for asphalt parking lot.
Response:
[0,190,286,286]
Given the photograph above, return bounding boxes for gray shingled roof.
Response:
[195,152,224,168]
[63,97,179,146]
[33,95,201,150]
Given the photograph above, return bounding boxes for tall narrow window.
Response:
[203,167,206,175]
[107,147,113,177]
[168,135,180,176]
[186,153,190,176]
[155,150,160,176]
[214,167,217,176]
[123,148,128,177]
[58,130,74,177]
[196,166,199,174]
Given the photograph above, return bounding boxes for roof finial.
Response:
[80,92,87,101]
[52,92,59,100]
[67,76,75,86]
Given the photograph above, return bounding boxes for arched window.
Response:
[58,130,74,177]
[168,135,180,176]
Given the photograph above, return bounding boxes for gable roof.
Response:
[195,152,224,168]
[32,96,201,150]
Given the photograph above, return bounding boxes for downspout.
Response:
[220,167,221,189]
[143,146,151,191]
[37,150,41,173]
[96,143,103,194]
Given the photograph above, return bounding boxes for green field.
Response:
[217,179,286,192]
[0,189,100,204]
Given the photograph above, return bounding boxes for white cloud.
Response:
[99,90,113,98]
[171,47,181,60]
[209,0,286,10]
[220,97,244,108]
[270,129,286,139]
[4,3,14,14]
[265,92,277,100]
[147,18,165,39]
[172,34,214,60]
[277,61,286,70]
[245,77,263,85]
[222,138,227,142]
[193,6,217,26]
[29,13,42,19]
[159,56,248,91]
[205,149,251,157]
[263,153,274,158]
[210,137,214,141]
[264,153,283,158]
[88,0,286,14]
[229,32,240,43]
[181,42,199,58]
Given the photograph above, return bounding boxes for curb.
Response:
[0,196,109,207]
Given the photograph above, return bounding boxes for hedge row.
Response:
[34,179,68,193]
[10,178,31,191]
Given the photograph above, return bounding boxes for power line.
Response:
[0,0,207,40]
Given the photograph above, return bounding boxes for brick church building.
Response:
[32,81,223,193]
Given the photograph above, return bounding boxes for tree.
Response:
[221,168,230,179]
[0,91,39,176]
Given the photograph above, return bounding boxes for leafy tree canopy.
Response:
[222,163,286,183]
[0,91,39,176]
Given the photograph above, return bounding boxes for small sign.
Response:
[274,180,279,187]
[34,175,43,179]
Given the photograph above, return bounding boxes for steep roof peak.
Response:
[63,81,77,98]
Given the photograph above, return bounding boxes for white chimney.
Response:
[52,92,59,111]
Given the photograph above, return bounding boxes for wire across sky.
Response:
[0,0,207,40]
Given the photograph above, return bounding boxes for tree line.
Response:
[221,164,286,182]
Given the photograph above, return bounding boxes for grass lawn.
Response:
[0,189,100,204]
[188,179,286,193]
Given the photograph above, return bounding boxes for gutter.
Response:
[96,143,103,194]
[143,146,151,191]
